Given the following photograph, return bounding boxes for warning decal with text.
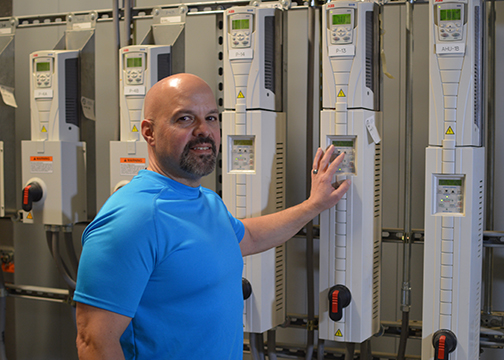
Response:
[120,158,146,176]
[30,156,53,174]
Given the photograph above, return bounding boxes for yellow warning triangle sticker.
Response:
[132,125,139,132]
[335,329,343,337]
[337,89,346,97]
[446,126,455,135]
[41,126,47,133]
[27,212,33,219]
[237,91,245,99]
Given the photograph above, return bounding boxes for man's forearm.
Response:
[240,199,321,256]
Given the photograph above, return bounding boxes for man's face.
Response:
[150,83,220,184]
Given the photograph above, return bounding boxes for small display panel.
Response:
[332,140,354,147]
[440,8,461,21]
[234,139,253,146]
[127,57,143,68]
[232,19,250,30]
[230,136,255,171]
[328,137,356,175]
[332,14,351,25]
[439,179,462,186]
[36,62,50,72]
[435,176,464,214]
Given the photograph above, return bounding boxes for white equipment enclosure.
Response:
[422,0,485,358]
[318,0,382,344]
[222,3,287,333]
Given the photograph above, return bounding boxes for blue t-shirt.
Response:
[74,170,245,359]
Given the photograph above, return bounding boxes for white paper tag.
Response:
[81,96,96,121]
[365,116,381,144]
[229,49,253,60]
[160,16,182,23]
[0,85,17,108]
[73,22,92,30]
[328,45,355,57]
[34,89,53,99]
[436,43,465,55]
[124,86,146,96]
[0,28,11,34]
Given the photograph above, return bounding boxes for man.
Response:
[75,73,350,359]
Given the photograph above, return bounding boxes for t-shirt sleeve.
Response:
[74,200,158,318]
[227,210,245,243]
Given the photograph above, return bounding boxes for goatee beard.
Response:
[179,137,217,177]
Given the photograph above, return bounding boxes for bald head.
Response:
[144,73,215,123]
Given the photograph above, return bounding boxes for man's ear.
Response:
[141,119,154,145]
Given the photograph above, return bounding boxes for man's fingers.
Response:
[318,144,335,173]
[312,148,323,172]
[326,150,345,176]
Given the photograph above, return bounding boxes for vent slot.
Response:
[157,53,172,82]
[275,245,285,312]
[275,142,285,211]
[372,143,382,319]
[365,11,374,93]
[264,16,275,93]
[65,58,79,127]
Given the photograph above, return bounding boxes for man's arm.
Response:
[76,302,131,360]
[240,145,350,256]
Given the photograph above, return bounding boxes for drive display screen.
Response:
[36,62,50,72]
[234,139,253,146]
[440,8,461,21]
[439,179,462,186]
[332,13,351,25]
[232,19,250,30]
[127,57,142,68]
[332,140,354,147]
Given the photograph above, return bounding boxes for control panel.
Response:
[229,137,255,172]
[229,14,253,49]
[123,52,146,85]
[34,58,53,88]
[328,8,355,45]
[434,176,464,214]
[436,3,464,42]
[327,136,357,175]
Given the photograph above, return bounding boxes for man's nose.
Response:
[193,118,212,137]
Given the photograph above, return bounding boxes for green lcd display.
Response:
[127,57,142,68]
[332,13,351,25]
[36,62,50,72]
[232,19,250,30]
[234,139,253,146]
[440,8,461,21]
[332,140,354,147]
[439,179,462,186]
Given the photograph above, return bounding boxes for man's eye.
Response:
[207,116,218,122]
[178,116,192,122]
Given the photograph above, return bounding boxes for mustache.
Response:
[183,137,217,155]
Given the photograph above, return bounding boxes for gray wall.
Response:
[2,0,504,359]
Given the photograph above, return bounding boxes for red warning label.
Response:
[120,158,146,164]
[30,156,53,162]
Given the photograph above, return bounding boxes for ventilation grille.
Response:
[275,142,285,211]
[275,245,285,313]
[372,143,382,319]
[65,58,79,127]
[264,16,275,93]
[157,53,172,81]
[365,11,374,93]
[477,179,484,258]
[473,6,482,134]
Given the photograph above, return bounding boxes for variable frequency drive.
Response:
[319,0,382,343]
[222,3,286,333]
